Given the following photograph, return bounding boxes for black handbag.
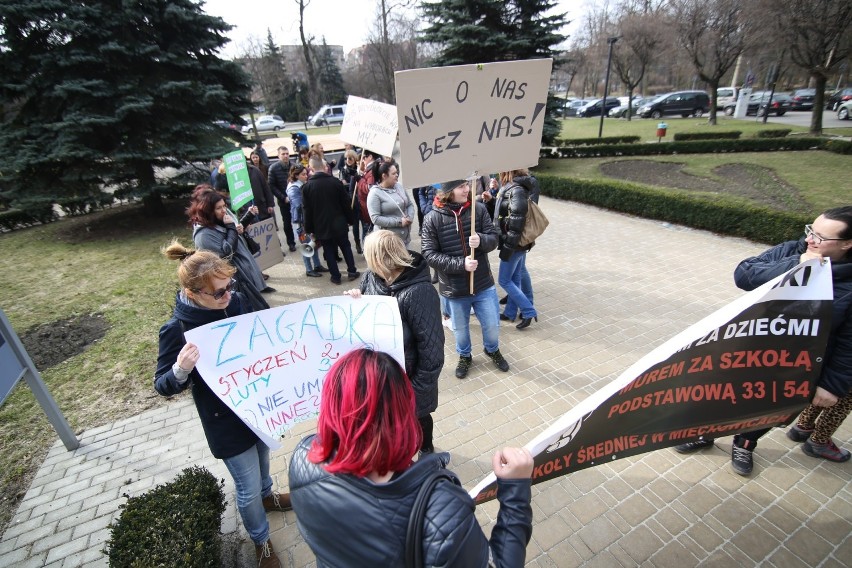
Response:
[404,468,459,568]
[242,233,261,255]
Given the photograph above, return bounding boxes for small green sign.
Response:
[223,150,253,210]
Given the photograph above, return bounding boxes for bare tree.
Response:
[237,34,288,115]
[363,0,418,102]
[612,13,661,119]
[295,0,319,110]
[763,0,852,134]
[670,0,754,124]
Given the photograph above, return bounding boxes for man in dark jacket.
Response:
[267,146,296,251]
[421,179,509,379]
[302,155,360,284]
[247,162,274,221]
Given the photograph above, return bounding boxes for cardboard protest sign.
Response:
[223,150,254,210]
[184,296,405,449]
[245,217,284,271]
[471,259,833,503]
[394,58,552,188]
[339,95,399,158]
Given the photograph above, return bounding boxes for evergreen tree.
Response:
[420,0,567,143]
[317,39,347,104]
[0,0,252,211]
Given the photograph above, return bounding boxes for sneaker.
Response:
[673,439,714,454]
[786,425,814,443]
[442,317,453,330]
[731,443,753,476]
[306,270,322,278]
[485,349,509,372]
[314,265,329,273]
[455,355,473,379]
[347,271,361,281]
[255,540,281,568]
[802,439,851,462]
[262,491,292,512]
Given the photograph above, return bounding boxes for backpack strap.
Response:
[405,468,459,568]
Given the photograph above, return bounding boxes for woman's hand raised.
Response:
[492,447,534,480]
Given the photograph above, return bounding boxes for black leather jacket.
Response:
[420,200,499,298]
[734,239,852,398]
[289,435,533,567]
[494,176,536,255]
[359,252,444,416]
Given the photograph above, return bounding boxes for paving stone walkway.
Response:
[1,198,849,567]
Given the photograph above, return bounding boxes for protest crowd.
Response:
[157,102,850,566]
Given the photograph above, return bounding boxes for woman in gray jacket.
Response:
[344,230,444,453]
[366,161,416,245]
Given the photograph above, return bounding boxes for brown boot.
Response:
[262,491,292,512]
[255,539,281,568]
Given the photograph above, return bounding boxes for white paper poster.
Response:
[185,296,406,449]
[339,95,399,157]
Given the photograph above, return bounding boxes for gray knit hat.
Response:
[439,179,467,194]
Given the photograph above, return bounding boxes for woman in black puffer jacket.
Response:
[344,230,444,453]
[493,169,539,330]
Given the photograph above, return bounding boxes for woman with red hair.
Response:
[187,186,270,311]
[288,348,534,566]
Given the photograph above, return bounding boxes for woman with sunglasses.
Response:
[154,241,290,568]
[676,206,852,472]
[188,187,271,311]
[289,348,533,567]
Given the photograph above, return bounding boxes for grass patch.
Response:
[559,116,815,142]
[536,151,849,215]
[0,201,190,532]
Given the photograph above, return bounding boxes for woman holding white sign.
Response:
[154,242,289,568]
[344,230,444,453]
[367,161,416,246]
[288,348,533,567]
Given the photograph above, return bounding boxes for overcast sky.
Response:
[202,0,587,57]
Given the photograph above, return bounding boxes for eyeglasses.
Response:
[195,278,236,300]
[804,224,848,245]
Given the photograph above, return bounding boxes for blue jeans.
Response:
[222,440,273,545]
[499,251,536,319]
[293,226,322,272]
[447,285,500,356]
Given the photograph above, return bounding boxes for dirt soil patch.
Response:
[19,313,109,370]
[599,160,809,212]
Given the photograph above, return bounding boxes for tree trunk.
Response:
[707,78,719,125]
[809,74,827,136]
[137,161,165,215]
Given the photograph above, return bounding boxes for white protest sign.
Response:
[394,58,553,188]
[184,296,405,449]
[245,217,284,271]
[339,95,399,157]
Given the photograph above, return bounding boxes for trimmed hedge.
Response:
[547,137,824,158]
[673,131,741,141]
[105,466,226,568]
[556,135,641,147]
[823,139,852,155]
[536,174,811,245]
[0,200,58,231]
[57,193,115,216]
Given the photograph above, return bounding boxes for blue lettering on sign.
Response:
[213,321,244,366]
[249,315,274,351]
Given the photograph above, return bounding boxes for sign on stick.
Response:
[339,95,399,158]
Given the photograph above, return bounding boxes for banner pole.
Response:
[469,173,476,295]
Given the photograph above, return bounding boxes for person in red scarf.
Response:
[420,179,510,379]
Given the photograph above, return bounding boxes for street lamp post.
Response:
[598,36,620,139]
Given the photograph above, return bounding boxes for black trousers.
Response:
[321,233,357,281]
[276,198,295,248]
[418,414,434,453]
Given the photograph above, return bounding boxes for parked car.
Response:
[576,98,621,118]
[637,91,710,118]
[309,104,346,126]
[563,99,589,117]
[716,87,739,111]
[826,88,852,111]
[241,115,285,133]
[838,100,852,121]
[744,91,793,116]
[213,120,239,130]
[608,97,647,118]
[790,88,816,110]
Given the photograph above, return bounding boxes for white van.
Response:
[717,87,740,111]
[309,104,346,126]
